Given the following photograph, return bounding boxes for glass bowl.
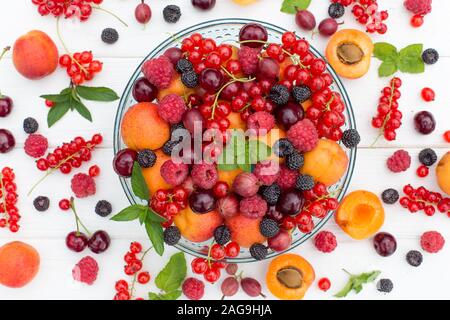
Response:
[114,18,356,263]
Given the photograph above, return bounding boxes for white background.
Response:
[0,0,449,300]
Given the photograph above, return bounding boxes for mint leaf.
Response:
[40,93,70,103]
[131,162,150,201]
[373,42,425,77]
[398,44,424,74]
[147,209,166,223]
[373,42,398,61]
[378,61,398,77]
[47,102,70,127]
[76,86,120,102]
[148,290,182,300]
[145,220,164,256]
[155,252,187,293]
[334,270,381,298]
[218,163,239,171]
[148,292,161,300]
[334,278,354,298]
[281,0,311,14]
[111,204,146,221]
[72,98,92,122]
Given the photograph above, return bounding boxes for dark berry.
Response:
[249,243,268,260]
[95,200,112,217]
[176,59,193,73]
[163,5,181,23]
[162,140,180,156]
[285,151,304,170]
[269,84,290,106]
[295,175,314,191]
[414,111,436,135]
[137,149,157,168]
[101,28,119,44]
[171,122,186,134]
[33,196,50,212]
[164,226,181,246]
[377,279,393,293]
[88,230,111,254]
[381,189,399,204]
[373,232,397,257]
[214,225,231,245]
[341,129,360,149]
[418,148,437,166]
[422,48,439,65]
[189,190,216,214]
[260,183,281,206]
[259,218,280,238]
[23,117,39,134]
[277,191,305,216]
[328,3,345,19]
[291,85,312,103]
[273,138,294,158]
[181,71,199,88]
[406,250,423,267]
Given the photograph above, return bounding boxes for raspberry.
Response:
[246,111,275,134]
[160,159,189,186]
[259,217,279,238]
[253,160,279,186]
[240,195,268,219]
[238,46,260,75]
[418,148,437,166]
[182,278,205,300]
[386,150,411,173]
[72,256,99,285]
[142,55,174,89]
[23,117,39,134]
[276,165,299,190]
[259,183,281,206]
[163,226,181,246]
[71,173,96,198]
[158,94,187,124]
[95,200,112,217]
[214,225,231,245]
[285,151,304,170]
[24,134,48,158]
[249,243,268,260]
[287,119,319,152]
[420,231,445,253]
[314,231,337,253]
[191,162,218,190]
[404,0,432,15]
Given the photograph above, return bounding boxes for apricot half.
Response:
[335,190,385,240]
[436,152,450,195]
[326,29,373,79]
[266,254,315,300]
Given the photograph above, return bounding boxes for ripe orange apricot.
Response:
[141,149,172,194]
[266,253,315,300]
[157,74,194,101]
[436,152,450,195]
[175,206,223,243]
[226,214,266,248]
[335,190,385,240]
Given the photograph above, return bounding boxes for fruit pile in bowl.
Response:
[113,19,357,263]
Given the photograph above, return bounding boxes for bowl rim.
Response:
[114,18,357,263]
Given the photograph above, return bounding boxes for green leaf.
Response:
[40,93,70,103]
[111,204,146,221]
[398,44,424,74]
[72,98,93,122]
[147,209,166,223]
[155,252,187,293]
[76,86,120,102]
[148,292,162,300]
[131,162,150,200]
[148,290,181,300]
[47,102,70,127]
[218,163,239,171]
[334,278,354,298]
[378,61,398,77]
[334,270,381,298]
[238,162,252,172]
[373,42,398,61]
[138,208,148,225]
[145,220,164,256]
[280,0,311,14]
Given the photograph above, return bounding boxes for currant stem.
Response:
[92,6,128,27]
[129,246,153,298]
[0,174,8,221]
[70,197,91,236]
[370,78,396,148]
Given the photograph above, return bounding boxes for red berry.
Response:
[318,277,331,292]
[421,87,435,102]
[210,244,225,260]
[130,242,142,254]
[59,199,71,211]
[137,271,151,284]
[203,267,220,283]
[444,131,450,143]
[115,280,129,292]
[92,134,103,145]
[213,181,229,198]
[89,165,100,177]
[224,242,240,258]
[411,14,424,28]
[191,258,208,274]
[416,165,429,178]
[282,32,296,48]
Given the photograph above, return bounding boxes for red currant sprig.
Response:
[59,51,103,85]
[150,187,188,227]
[400,184,450,216]
[0,167,20,233]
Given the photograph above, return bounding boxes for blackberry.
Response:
[328,3,345,18]
[341,129,360,149]
[249,243,268,261]
[295,174,314,191]
[269,84,290,106]
[272,138,294,158]
[259,218,280,238]
[162,140,180,156]
[214,225,231,245]
[381,188,399,204]
[171,123,185,133]
[422,48,439,65]
[23,117,39,134]
[176,59,193,73]
[376,279,393,293]
[286,151,304,170]
[33,196,50,212]
[137,149,157,168]
[291,85,312,103]
[163,5,181,23]
[163,226,181,246]
[418,148,437,166]
[101,28,119,44]
[95,200,112,217]
[406,250,423,267]
[181,71,199,88]
[260,183,281,206]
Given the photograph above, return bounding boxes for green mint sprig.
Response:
[280,0,311,14]
[334,270,381,298]
[373,42,425,77]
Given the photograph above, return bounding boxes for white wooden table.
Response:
[0,0,449,300]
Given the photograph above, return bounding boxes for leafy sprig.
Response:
[373,42,425,77]
[280,0,312,14]
[334,270,381,298]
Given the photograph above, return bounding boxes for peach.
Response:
[121,102,170,151]
[142,149,172,194]
[300,139,348,186]
[0,241,40,288]
[175,206,223,243]
[12,30,58,80]
[226,214,266,248]
[436,152,450,195]
[157,75,194,101]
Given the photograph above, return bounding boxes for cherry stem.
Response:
[129,246,153,298]
[0,46,10,62]
[370,78,396,148]
[92,6,128,27]
[70,197,91,236]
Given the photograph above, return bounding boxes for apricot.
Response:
[142,149,172,194]
[335,190,385,240]
[266,254,315,300]
[12,30,58,80]
[0,241,40,288]
[218,168,243,190]
[228,112,246,131]
[175,206,223,243]
[300,139,348,186]
[326,29,373,79]
[157,75,194,101]
[225,214,266,248]
[121,102,170,151]
[436,152,450,195]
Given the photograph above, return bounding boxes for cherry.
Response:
[276,191,305,216]
[132,77,158,102]
[113,148,138,177]
[267,230,292,252]
[0,96,13,117]
[373,232,397,257]
[192,0,216,10]
[199,68,224,93]
[239,23,268,48]
[213,181,229,198]
[189,190,216,214]
[414,111,436,135]
[183,109,205,134]
[88,230,111,254]
[66,231,88,252]
[163,47,183,65]
[257,58,280,80]
[275,102,305,130]
[135,0,151,24]
[421,87,435,102]
[220,82,242,100]
[0,129,15,153]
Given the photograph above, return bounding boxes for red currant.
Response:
[210,243,225,260]
[115,280,129,292]
[137,271,151,284]
[416,165,429,178]
[318,278,331,292]
[191,258,208,274]
[88,165,100,177]
[411,14,424,28]
[59,198,71,211]
[130,242,142,254]
[224,242,240,258]
[421,87,435,102]
[444,131,450,143]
